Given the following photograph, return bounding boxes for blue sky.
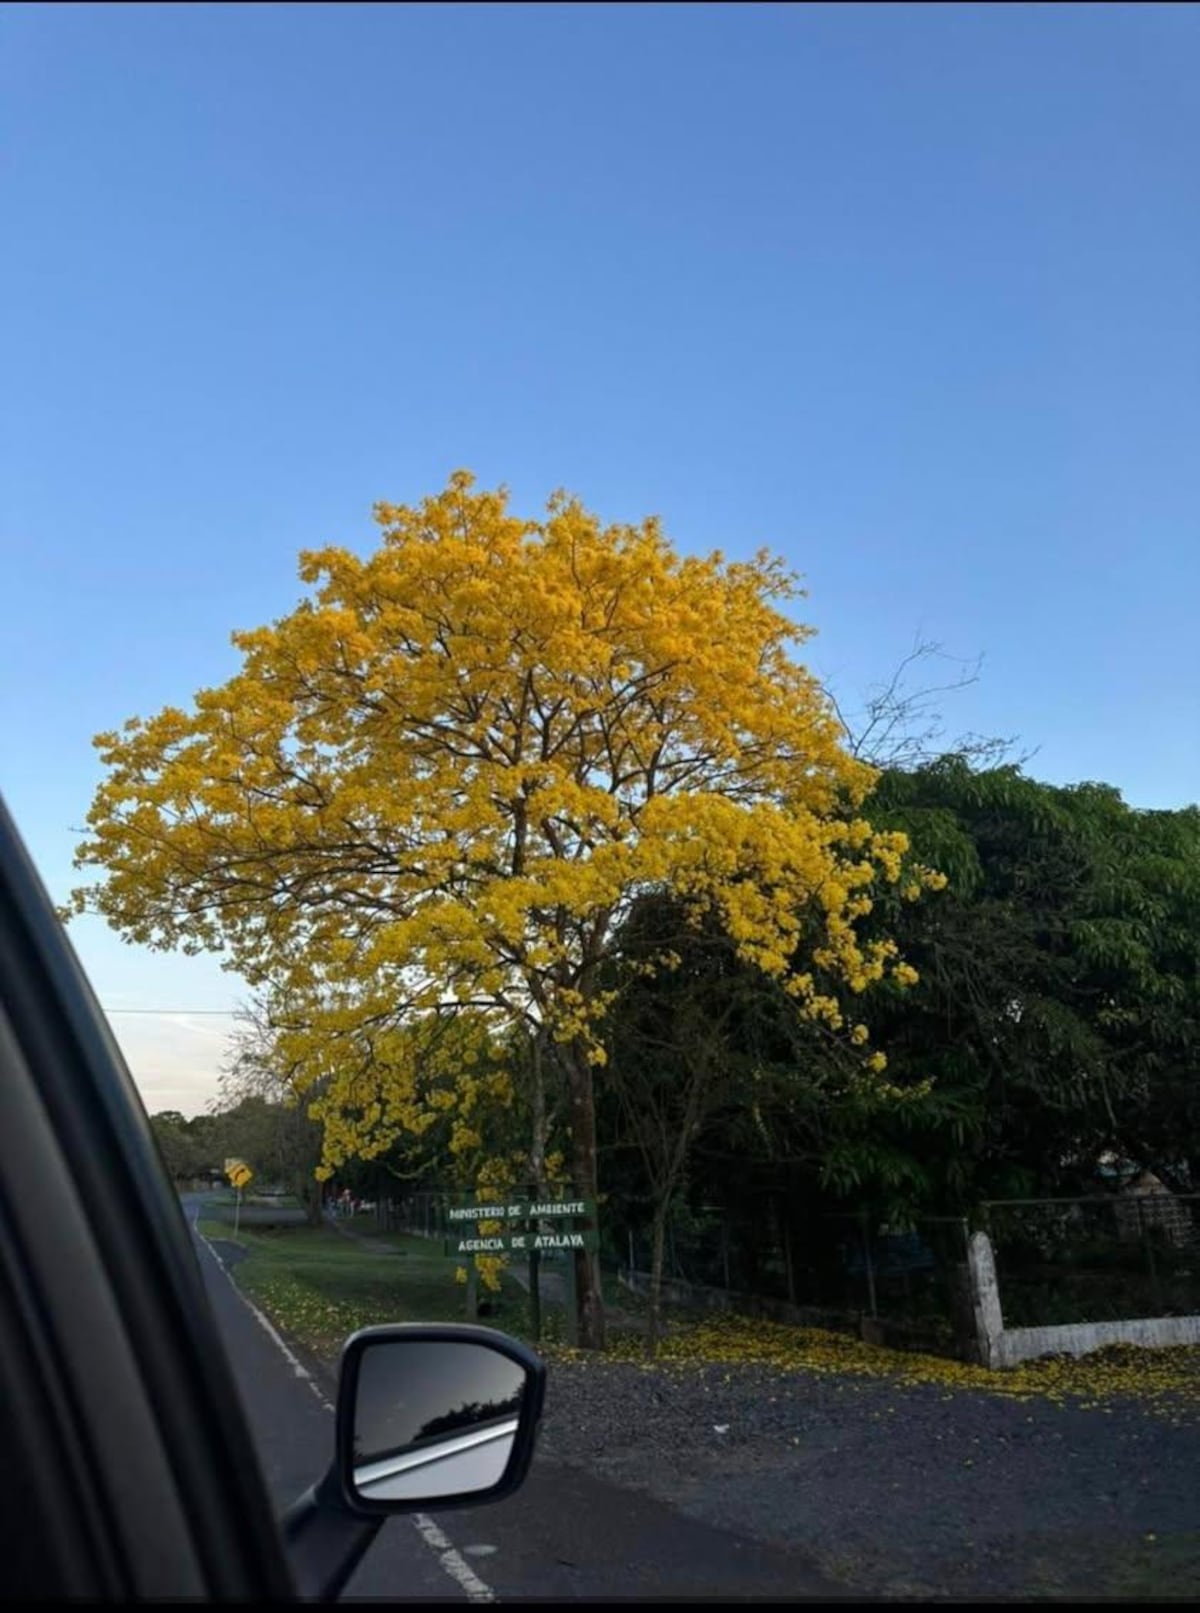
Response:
[3,3,1197,1115]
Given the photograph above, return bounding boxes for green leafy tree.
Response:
[601,888,934,1331]
[149,1110,205,1184]
[858,759,1200,1204]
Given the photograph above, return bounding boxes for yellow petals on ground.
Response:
[550,1312,1200,1422]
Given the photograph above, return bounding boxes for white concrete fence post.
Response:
[967,1230,1005,1369]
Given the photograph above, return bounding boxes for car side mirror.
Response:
[335,1324,546,1514]
[282,1324,545,1599]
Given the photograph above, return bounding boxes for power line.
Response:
[103,1008,242,1016]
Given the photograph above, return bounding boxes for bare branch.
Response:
[824,635,1029,771]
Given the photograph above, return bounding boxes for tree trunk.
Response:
[782,1207,796,1305]
[527,1027,548,1343]
[562,1041,607,1350]
[648,1202,668,1358]
[301,1174,324,1228]
[529,1027,548,1187]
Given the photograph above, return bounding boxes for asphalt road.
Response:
[185,1196,836,1601]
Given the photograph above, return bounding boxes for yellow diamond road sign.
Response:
[226,1161,253,1189]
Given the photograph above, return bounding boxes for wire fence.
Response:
[984,1193,1200,1328]
[813,1213,970,1348]
[376,1189,447,1240]
[620,1204,972,1356]
[350,1182,1200,1353]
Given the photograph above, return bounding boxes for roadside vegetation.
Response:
[197,1208,570,1357]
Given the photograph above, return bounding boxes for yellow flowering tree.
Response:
[288,1002,521,1295]
[72,470,933,1348]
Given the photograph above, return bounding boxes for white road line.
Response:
[191,1209,329,1407]
[190,1206,498,1603]
[410,1514,497,1602]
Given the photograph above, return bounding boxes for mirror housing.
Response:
[334,1324,546,1516]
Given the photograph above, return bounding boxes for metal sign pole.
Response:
[234,1184,242,1240]
[564,1244,579,1347]
[463,1188,477,1321]
[528,1246,542,1343]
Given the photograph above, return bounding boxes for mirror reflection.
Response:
[352,1340,526,1503]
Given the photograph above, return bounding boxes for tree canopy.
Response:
[73,472,933,1345]
[655,758,1200,1228]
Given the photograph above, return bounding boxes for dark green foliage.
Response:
[596,757,1200,1255]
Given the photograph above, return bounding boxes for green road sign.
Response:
[441,1188,600,1270]
[445,1197,596,1226]
[447,1228,599,1256]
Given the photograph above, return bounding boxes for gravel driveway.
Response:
[538,1356,1200,1598]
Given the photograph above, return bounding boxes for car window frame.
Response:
[0,795,297,1600]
